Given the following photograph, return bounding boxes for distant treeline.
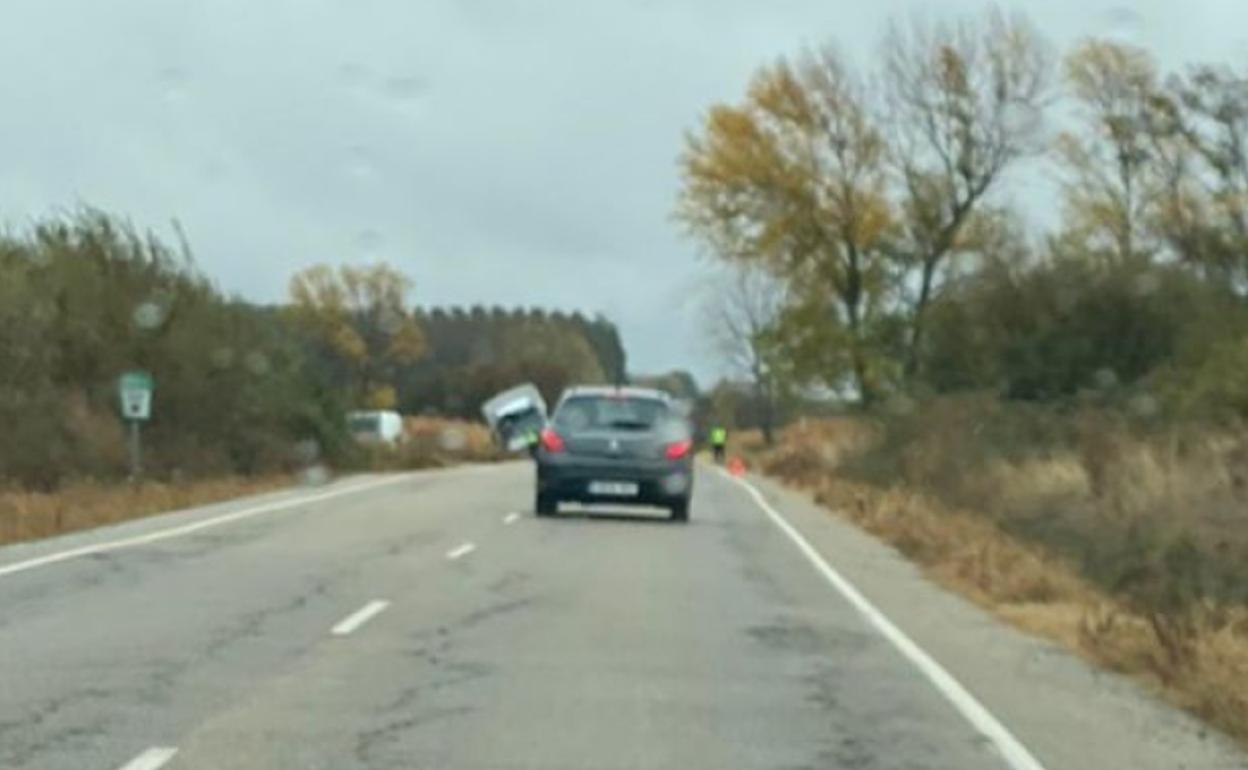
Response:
[0,210,628,489]
[402,306,626,418]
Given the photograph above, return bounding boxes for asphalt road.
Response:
[1,462,1244,769]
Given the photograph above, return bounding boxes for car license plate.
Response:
[588,481,639,497]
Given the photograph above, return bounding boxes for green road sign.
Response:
[118,370,155,421]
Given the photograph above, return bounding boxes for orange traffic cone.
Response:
[727,456,746,477]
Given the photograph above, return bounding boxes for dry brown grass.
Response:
[402,416,500,463]
[0,475,289,547]
[346,417,505,471]
[753,407,1248,746]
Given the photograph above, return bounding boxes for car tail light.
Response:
[664,438,693,460]
[540,428,565,453]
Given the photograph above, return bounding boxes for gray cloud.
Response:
[1,0,1246,382]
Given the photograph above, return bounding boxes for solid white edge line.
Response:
[0,476,408,579]
[0,470,449,580]
[719,469,1048,770]
[446,542,477,560]
[0,463,513,581]
[117,746,179,770]
[503,512,520,525]
[331,599,391,636]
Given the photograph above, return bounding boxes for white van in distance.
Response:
[347,410,405,446]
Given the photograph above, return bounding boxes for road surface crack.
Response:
[0,687,112,768]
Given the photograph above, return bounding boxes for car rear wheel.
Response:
[669,498,690,523]
[535,493,558,517]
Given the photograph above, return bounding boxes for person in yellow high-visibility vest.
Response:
[709,425,728,464]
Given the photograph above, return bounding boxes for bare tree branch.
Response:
[882,7,1054,375]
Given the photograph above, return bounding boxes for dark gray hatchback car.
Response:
[534,386,693,521]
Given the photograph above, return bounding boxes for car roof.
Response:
[559,385,672,403]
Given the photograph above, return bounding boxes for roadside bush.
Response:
[921,259,1248,403]
[0,211,349,489]
[828,398,1248,613]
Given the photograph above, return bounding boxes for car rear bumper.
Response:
[537,455,692,506]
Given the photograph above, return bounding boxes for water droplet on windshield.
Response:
[1102,6,1145,45]
[356,229,383,252]
[293,438,321,465]
[244,350,271,377]
[338,62,369,88]
[32,299,55,324]
[1056,288,1079,315]
[158,66,190,104]
[1129,393,1159,418]
[438,427,467,452]
[346,145,376,181]
[1002,102,1044,138]
[1133,272,1161,297]
[300,464,331,487]
[378,308,404,335]
[384,75,427,102]
[133,291,174,331]
[211,347,235,370]
[203,157,229,183]
[1093,368,1119,390]
[132,302,167,331]
[884,394,917,416]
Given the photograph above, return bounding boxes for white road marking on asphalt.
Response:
[503,512,521,525]
[720,469,1049,770]
[446,542,477,560]
[0,473,430,580]
[117,747,178,770]
[331,599,391,636]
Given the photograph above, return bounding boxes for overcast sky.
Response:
[2,1,1246,383]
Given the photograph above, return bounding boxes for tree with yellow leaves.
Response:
[1161,64,1248,291]
[678,47,898,402]
[1055,39,1166,267]
[679,8,1054,400]
[288,262,426,409]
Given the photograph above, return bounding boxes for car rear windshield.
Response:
[554,395,669,432]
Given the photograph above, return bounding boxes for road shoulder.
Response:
[723,468,1248,770]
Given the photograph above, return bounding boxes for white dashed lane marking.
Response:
[331,599,391,637]
[117,747,178,770]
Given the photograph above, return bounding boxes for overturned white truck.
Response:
[480,383,548,453]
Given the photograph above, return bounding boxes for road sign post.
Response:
[128,419,143,479]
[118,371,154,480]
